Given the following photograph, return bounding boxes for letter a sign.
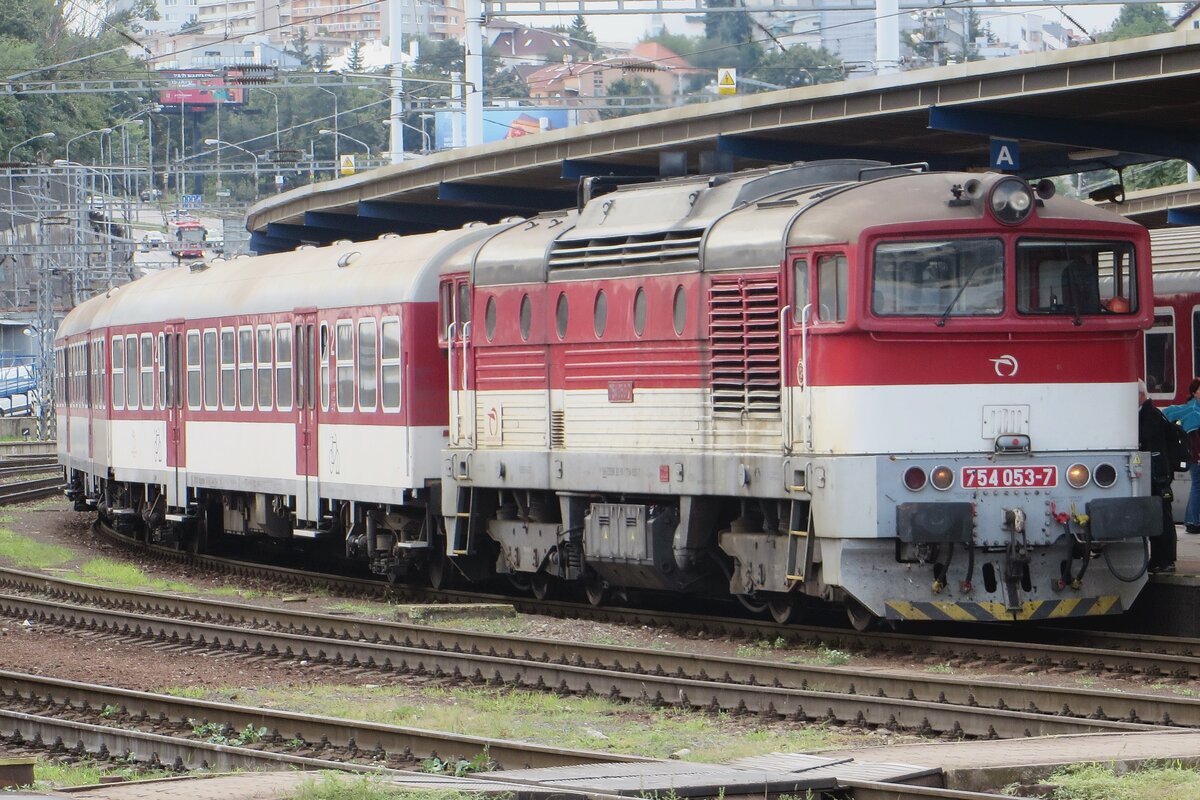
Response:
[990,138,1020,171]
[718,68,737,96]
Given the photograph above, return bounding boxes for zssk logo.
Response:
[990,354,1019,377]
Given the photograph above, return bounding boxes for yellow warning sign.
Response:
[718,68,737,96]
[339,154,356,176]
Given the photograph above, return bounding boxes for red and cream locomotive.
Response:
[59,160,1160,628]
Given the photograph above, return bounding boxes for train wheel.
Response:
[584,575,609,607]
[767,595,796,625]
[531,573,555,601]
[845,600,878,632]
[734,594,768,615]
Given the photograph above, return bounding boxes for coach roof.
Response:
[57,225,501,339]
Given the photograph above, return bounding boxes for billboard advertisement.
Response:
[433,108,573,149]
[158,69,245,108]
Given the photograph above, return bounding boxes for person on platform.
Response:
[1140,380,1176,572]
[1164,378,1200,535]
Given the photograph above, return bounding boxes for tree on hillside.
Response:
[601,76,658,119]
[703,0,762,72]
[1097,3,1172,41]
[314,43,333,71]
[285,28,315,68]
[345,40,366,72]
[568,15,602,59]
[746,44,842,90]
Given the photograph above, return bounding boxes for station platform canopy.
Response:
[246,29,1200,255]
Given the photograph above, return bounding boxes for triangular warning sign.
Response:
[718,68,737,95]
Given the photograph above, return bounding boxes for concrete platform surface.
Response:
[824,730,1200,793]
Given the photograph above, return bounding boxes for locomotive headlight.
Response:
[988,178,1035,225]
[1066,463,1090,488]
[1093,463,1118,488]
[903,466,927,491]
[930,466,954,491]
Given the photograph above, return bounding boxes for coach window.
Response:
[219,328,236,410]
[237,327,253,410]
[125,336,140,410]
[792,258,810,322]
[111,337,124,409]
[320,323,330,412]
[186,332,201,410]
[673,285,686,336]
[556,292,568,339]
[336,320,354,411]
[255,326,273,409]
[275,324,293,410]
[381,318,401,412]
[94,339,105,410]
[816,253,848,323]
[1146,309,1176,397]
[157,334,166,410]
[140,334,154,410]
[202,330,218,410]
[518,295,531,341]
[633,288,647,337]
[594,289,607,338]
[358,319,377,410]
[485,296,497,342]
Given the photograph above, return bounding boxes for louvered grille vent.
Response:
[548,229,703,270]
[551,410,566,449]
[709,276,782,416]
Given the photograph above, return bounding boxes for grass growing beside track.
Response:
[21,760,176,789]
[293,773,494,800]
[0,521,74,569]
[180,683,872,761]
[1025,761,1200,799]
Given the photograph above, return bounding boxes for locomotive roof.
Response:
[471,163,1145,285]
[57,225,503,339]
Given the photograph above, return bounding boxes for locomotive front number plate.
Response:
[961,465,1058,488]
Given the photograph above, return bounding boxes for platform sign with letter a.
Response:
[990,138,1020,171]
[339,154,356,176]
[717,68,737,96]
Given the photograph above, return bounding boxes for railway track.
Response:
[0,566,1191,741]
[0,669,645,773]
[89,522,1200,681]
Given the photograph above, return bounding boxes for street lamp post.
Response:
[315,87,340,164]
[8,132,55,163]
[318,129,370,161]
[258,88,282,152]
[419,114,435,153]
[204,138,261,197]
[65,128,111,166]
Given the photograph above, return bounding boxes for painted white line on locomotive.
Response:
[805,382,1135,454]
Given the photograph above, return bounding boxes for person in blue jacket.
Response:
[1164,377,1200,534]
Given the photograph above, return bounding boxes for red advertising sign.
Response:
[157,70,245,107]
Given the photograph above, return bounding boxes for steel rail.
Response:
[0,476,63,504]
[0,669,647,771]
[0,591,1175,740]
[75,526,1200,682]
[3,566,1198,729]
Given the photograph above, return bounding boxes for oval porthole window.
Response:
[673,285,687,336]
[594,290,608,338]
[633,287,647,337]
[485,296,497,342]
[520,294,532,341]
[556,292,569,339]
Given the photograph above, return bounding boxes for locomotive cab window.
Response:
[792,258,810,322]
[1016,240,1137,316]
[816,254,848,323]
[872,240,1002,317]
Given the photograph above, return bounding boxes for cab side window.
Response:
[816,253,848,323]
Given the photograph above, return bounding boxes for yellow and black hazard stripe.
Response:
[885,596,1122,622]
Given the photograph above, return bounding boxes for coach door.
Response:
[163,322,185,505]
[445,278,475,448]
[295,311,319,523]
